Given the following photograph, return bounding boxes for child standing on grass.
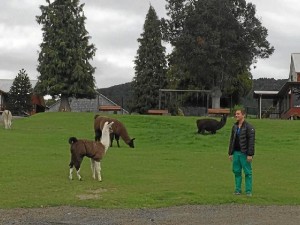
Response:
[228,108,255,196]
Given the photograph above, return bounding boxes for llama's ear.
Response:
[132,138,135,141]
[109,121,114,126]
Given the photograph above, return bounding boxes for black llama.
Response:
[196,114,227,134]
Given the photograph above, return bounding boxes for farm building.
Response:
[0,79,46,115]
[47,91,128,114]
[253,53,300,119]
[0,79,127,114]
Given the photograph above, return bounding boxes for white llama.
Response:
[2,110,12,129]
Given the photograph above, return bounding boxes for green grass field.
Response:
[0,112,300,209]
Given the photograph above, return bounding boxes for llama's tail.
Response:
[68,137,78,144]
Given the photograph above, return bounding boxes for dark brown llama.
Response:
[68,121,114,181]
[196,114,227,134]
[94,115,135,148]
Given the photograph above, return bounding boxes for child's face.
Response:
[235,110,245,122]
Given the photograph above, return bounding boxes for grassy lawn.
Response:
[0,112,300,209]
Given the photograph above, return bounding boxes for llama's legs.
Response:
[70,166,82,181]
[69,161,74,180]
[95,161,102,181]
[115,134,120,147]
[90,159,96,179]
[6,118,11,129]
[110,133,114,147]
[76,168,82,181]
[72,161,83,181]
[69,167,73,180]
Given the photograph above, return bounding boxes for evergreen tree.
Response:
[163,0,274,105]
[132,6,168,113]
[8,69,32,115]
[35,0,96,111]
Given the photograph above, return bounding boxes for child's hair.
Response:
[235,108,246,115]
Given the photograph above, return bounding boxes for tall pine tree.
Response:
[8,69,32,115]
[132,5,167,114]
[35,0,96,111]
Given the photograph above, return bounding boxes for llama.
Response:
[2,110,12,129]
[68,121,114,181]
[196,114,227,134]
[94,115,135,148]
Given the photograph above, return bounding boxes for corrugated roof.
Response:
[253,90,278,95]
[253,90,278,99]
[0,79,37,93]
[292,53,300,72]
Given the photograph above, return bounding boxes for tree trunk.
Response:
[59,95,71,112]
[211,87,222,109]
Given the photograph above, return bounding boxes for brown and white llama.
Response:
[68,121,114,181]
[196,114,227,134]
[94,115,135,148]
[2,110,12,129]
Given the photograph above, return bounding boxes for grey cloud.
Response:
[0,0,299,88]
[94,59,133,88]
[82,0,166,18]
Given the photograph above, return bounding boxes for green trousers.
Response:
[232,151,252,194]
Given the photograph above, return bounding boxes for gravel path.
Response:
[1,205,300,225]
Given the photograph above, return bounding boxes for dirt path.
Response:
[1,205,300,225]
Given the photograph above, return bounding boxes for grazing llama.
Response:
[2,110,12,129]
[196,114,227,134]
[94,115,135,148]
[68,121,114,181]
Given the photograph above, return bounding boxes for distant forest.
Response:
[98,82,133,111]
[98,78,288,112]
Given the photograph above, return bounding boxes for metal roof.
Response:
[0,79,37,93]
[253,91,278,95]
[253,90,278,99]
[253,82,300,99]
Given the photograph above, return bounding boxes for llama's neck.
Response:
[216,116,227,130]
[120,129,131,143]
[101,129,111,152]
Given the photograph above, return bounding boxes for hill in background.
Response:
[98,78,288,111]
[98,82,133,111]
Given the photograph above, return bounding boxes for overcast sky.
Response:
[0,0,299,88]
